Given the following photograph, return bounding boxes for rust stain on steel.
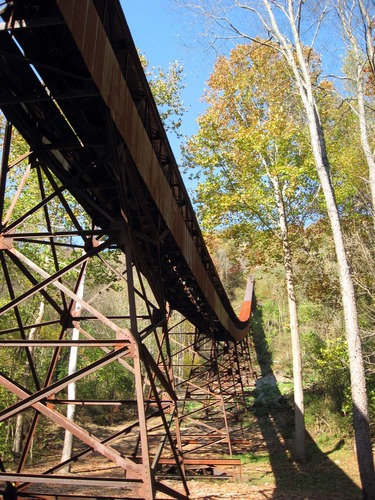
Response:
[56,0,251,341]
[239,276,254,321]
[0,377,145,478]
[0,473,142,488]
[10,247,122,334]
[0,344,131,421]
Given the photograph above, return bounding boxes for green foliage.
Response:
[250,305,273,376]
[207,218,374,435]
[182,34,373,450]
[304,390,352,438]
[182,400,204,415]
[76,360,134,402]
[183,41,326,243]
[139,52,187,139]
[304,334,350,413]
[252,381,293,405]
[203,232,247,301]
[368,381,375,426]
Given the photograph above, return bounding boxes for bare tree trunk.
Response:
[262,1,375,495]
[303,72,375,500]
[269,172,306,463]
[60,262,87,472]
[356,72,375,227]
[12,300,44,457]
[358,0,375,80]
[12,412,24,458]
[337,0,375,228]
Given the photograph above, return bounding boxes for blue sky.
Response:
[121,1,346,168]
[121,0,213,165]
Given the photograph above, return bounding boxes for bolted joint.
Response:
[116,329,135,357]
[0,232,13,250]
[84,235,100,253]
[59,310,75,329]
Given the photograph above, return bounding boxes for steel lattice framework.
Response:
[0,1,255,499]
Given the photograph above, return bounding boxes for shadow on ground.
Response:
[248,304,362,499]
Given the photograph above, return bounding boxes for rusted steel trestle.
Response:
[0,1,255,498]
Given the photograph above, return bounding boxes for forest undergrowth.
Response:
[16,350,364,500]
[171,373,363,499]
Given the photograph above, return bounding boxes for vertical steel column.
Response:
[0,120,11,230]
[123,227,154,499]
[0,1,255,495]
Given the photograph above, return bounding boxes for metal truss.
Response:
[0,1,255,498]
[168,325,256,480]
[0,121,255,499]
[0,121,189,499]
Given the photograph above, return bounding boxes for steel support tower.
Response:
[0,1,255,498]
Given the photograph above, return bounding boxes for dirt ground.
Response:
[161,418,363,499]
[17,403,363,500]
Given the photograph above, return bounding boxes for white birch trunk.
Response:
[302,73,375,500]
[261,1,375,494]
[60,263,87,472]
[356,70,375,227]
[12,300,44,456]
[269,172,306,462]
[299,46,375,500]
[337,0,375,227]
[358,0,375,78]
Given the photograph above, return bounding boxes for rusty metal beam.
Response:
[55,0,253,341]
[0,2,256,499]
[0,343,132,420]
[0,120,12,229]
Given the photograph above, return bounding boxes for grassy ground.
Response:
[181,435,361,499]
[183,390,362,499]
[246,379,361,497]
[241,435,361,498]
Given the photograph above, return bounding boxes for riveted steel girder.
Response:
[0,1,255,498]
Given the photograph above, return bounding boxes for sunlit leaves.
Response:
[139,52,187,138]
[184,40,319,252]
